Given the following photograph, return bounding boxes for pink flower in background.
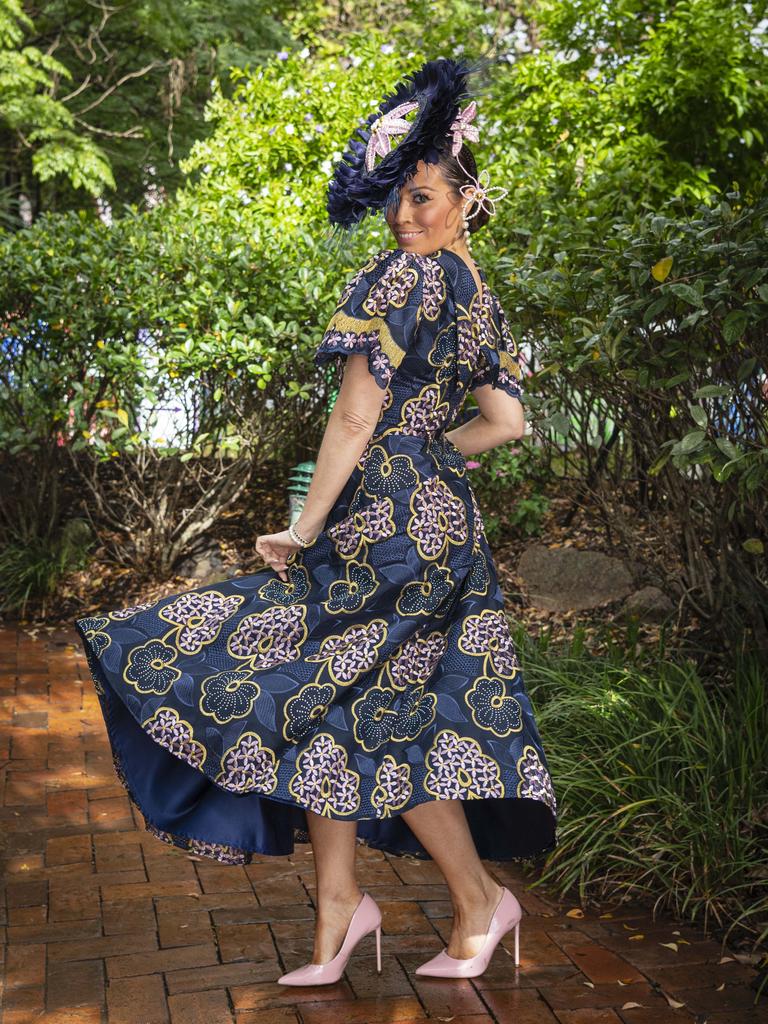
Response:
[465,460,481,470]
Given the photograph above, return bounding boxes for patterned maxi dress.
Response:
[74,245,558,866]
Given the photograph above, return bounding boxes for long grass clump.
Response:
[514,626,767,952]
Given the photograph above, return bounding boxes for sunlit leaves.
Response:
[651,256,673,282]
[0,2,113,197]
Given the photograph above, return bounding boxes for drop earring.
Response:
[462,197,473,253]
[455,151,510,260]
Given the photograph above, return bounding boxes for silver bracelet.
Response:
[288,522,311,547]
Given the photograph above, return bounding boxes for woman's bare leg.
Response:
[400,798,506,959]
[304,810,364,963]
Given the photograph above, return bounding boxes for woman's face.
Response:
[385,159,464,255]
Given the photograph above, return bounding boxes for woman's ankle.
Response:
[316,884,364,911]
[450,873,502,914]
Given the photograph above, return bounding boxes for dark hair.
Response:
[436,143,490,234]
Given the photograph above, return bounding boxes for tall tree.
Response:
[0,0,113,227]
[2,0,294,225]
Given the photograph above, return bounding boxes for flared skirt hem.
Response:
[77,621,558,867]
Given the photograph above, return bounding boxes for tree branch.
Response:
[72,117,144,138]
[76,60,165,114]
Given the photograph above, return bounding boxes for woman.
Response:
[74,56,557,986]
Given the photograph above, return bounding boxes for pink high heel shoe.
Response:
[414,885,522,978]
[276,890,382,985]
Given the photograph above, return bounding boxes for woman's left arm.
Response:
[254,355,386,579]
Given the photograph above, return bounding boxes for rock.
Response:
[176,544,228,582]
[624,559,648,585]
[517,544,634,611]
[622,586,676,623]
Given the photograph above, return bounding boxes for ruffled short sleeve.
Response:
[314,249,427,390]
[469,291,525,400]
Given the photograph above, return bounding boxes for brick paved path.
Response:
[0,625,763,1024]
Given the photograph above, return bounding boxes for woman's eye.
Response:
[413,193,428,203]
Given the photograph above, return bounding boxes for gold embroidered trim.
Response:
[498,347,523,380]
[323,311,406,368]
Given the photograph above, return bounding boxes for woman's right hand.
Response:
[254,530,301,582]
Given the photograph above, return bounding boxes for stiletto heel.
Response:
[414,885,523,978]
[277,891,383,985]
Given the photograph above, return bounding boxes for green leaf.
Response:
[722,310,748,343]
[663,372,691,388]
[677,430,706,453]
[648,448,672,476]
[536,363,561,377]
[643,295,670,324]
[742,538,764,555]
[694,385,732,398]
[714,437,743,461]
[689,405,707,428]
[548,411,572,436]
[669,283,704,307]
[736,357,757,383]
[712,461,737,483]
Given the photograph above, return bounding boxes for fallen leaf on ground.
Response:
[663,993,687,1008]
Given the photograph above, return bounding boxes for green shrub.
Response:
[517,625,768,951]
[0,516,93,617]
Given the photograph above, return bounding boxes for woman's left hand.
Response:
[254,530,300,582]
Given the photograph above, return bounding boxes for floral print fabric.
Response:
[75,246,557,867]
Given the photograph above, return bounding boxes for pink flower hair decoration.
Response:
[364,100,419,172]
[448,101,480,155]
[458,166,509,218]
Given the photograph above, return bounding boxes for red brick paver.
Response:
[0,625,763,1023]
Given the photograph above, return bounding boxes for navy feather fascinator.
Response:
[324,54,497,251]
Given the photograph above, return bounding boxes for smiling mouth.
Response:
[397,231,422,240]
